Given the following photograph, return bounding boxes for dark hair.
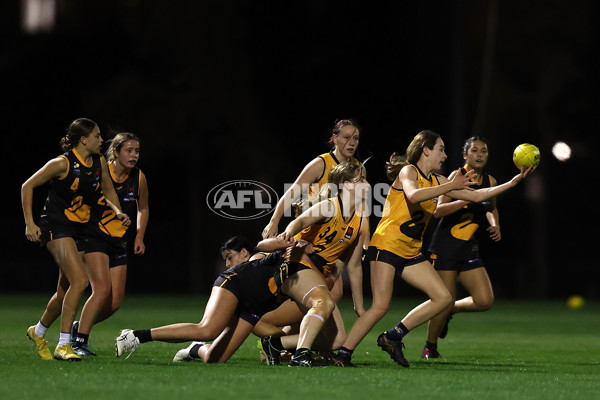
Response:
[106,132,141,162]
[462,136,489,155]
[328,119,360,147]
[385,130,440,181]
[219,236,257,255]
[60,118,97,152]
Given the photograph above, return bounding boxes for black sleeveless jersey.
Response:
[110,164,141,219]
[428,170,495,261]
[40,149,102,228]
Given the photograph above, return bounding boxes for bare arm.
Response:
[256,237,297,252]
[399,166,477,204]
[346,218,370,316]
[100,156,130,226]
[485,175,501,241]
[445,166,535,203]
[277,199,334,242]
[21,157,68,242]
[432,170,469,218]
[134,171,149,255]
[262,157,326,239]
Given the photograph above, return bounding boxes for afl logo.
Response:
[206,180,279,220]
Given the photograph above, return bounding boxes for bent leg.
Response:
[150,287,238,343]
[342,261,396,350]
[456,267,494,312]
[198,315,255,363]
[46,238,88,334]
[78,252,112,335]
[426,270,457,343]
[400,260,452,331]
[281,269,334,350]
[39,270,69,329]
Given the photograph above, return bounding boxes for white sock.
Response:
[35,321,48,338]
[58,332,70,347]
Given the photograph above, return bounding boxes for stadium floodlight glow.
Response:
[21,0,55,33]
[552,141,571,162]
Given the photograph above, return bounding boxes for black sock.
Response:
[269,336,284,352]
[337,347,354,359]
[425,341,437,350]
[74,333,89,345]
[386,322,409,341]
[189,343,204,358]
[294,347,309,356]
[133,329,152,343]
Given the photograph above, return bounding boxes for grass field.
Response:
[1,294,599,400]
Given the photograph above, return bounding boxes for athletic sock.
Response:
[35,321,48,337]
[58,333,71,347]
[133,329,153,343]
[425,340,437,350]
[269,336,284,352]
[337,346,354,360]
[386,322,409,341]
[74,332,89,345]
[189,343,204,359]
[294,348,309,357]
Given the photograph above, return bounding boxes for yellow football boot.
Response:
[26,326,52,360]
[54,343,82,361]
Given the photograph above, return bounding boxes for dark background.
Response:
[2,0,597,299]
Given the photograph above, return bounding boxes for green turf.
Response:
[1,294,599,400]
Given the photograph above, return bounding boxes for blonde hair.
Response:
[292,161,365,217]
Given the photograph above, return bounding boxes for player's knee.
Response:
[307,287,335,317]
[369,301,390,320]
[475,295,494,311]
[195,322,220,341]
[434,289,453,310]
[69,277,89,294]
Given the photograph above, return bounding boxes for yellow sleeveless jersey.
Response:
[369,165,440,258]
[295,195,363,272]
[308,152,358,197]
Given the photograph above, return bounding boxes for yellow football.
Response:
[513,143,540,169]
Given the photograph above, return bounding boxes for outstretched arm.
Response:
[445,166,535,203]
[400,166,477,204]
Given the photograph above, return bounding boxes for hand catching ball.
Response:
[513,143,540,169]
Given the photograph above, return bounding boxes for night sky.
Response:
[2,1,597,298]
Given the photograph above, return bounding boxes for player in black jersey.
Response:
[422,137,505,359]
[22,118,129,361]
[115,237,334,366]
[71,132,149,356]
[171,236,290,364]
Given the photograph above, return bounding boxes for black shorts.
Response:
[431,254,484,273]
[82,231,128,268]
[39,220,86,250]
[365,246,428,273]
[214,253,309,325]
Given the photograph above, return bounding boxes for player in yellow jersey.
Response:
[259,161,370,365]
[22,118,129,361]
[332,130,535,368]
[262,119,360,239]
[261,119,364,328]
